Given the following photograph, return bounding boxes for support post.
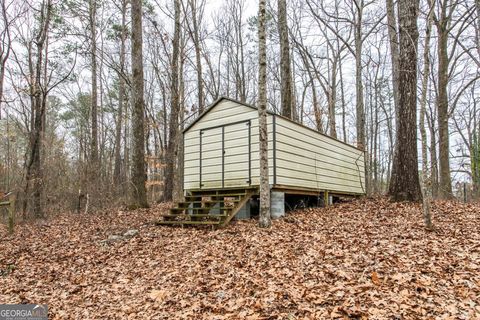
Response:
[324,191,329,207]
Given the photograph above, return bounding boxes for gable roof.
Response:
[182,96,273,133]
[183,96,363,151]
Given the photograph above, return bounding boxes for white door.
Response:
[200,127,223,188]
[223,121,251,187]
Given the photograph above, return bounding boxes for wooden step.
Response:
[190,191,247,197]
[156,220,221,225]
[161,214,227,218]
[170,207,234,212]
[176,199,240,208]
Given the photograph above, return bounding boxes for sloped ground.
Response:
[0,198,479,319]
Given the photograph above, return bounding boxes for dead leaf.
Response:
[148,289,167,303]
[371,271,381,286]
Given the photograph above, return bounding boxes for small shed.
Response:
[158,97,365,226]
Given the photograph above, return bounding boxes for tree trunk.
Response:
[278,0,294,120]
[354,19,368,194]
[428,110,439,197]
[130,0,148,207]
[258,0,271,228]
[0,0,12,120]
[436,26,453,198]
[386,0,400,115]
[89,0,99,166]
[114,0,127,186]
[328,55,338,138]
[173,33,186,202]
[190,0,204,113]
[339,58,347,143]
[388,0,422,202]
[477,0,480,60]
[420,8,432,193]
[26,0,52,218]
[354,15,365,151]
[164,0,181,202]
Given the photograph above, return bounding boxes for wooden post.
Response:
[8,195,15,234]
[324,191,329,207]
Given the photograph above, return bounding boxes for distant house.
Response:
[158,97,365,227]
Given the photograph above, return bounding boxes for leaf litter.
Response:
[0,198,479,319]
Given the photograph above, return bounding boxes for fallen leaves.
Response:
[0,198,479,319]
[371,271,381,286]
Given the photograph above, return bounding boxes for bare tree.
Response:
[0,0,13,119]
[386,0,399,114]
[420,5,433,191]
[89,0,99,166]
[388,0,422,202]
[164,0,181,202]
[258,0,271,228]
[113,0,128,186]
[183,0,205,113]
[430,0,455,198]
[130,0,148,207]
[24,0,52,218]
[278,0,294,119]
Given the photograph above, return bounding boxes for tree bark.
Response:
[25,0,52,218]
[278,0,294,120]
[436,25,453,198]
[328,55,338,138]
[353,6,368,194]
[189,0,204,113]
[388,0,422,202]
[114,0,127,186]
[258,0,271,228]
[0,0,12,120]
[130,0,148,207]
[428,109,439,197]
[164,0,181,202]
[89,0,99,166]
[386,0,400,115]
[339,57,347,143]
[419,8,433,193]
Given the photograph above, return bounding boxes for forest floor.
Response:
[0,197,479,319]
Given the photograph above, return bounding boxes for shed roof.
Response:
[183,96,363,151]
[182,96,271,133]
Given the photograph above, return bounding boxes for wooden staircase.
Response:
[156,188,257,228]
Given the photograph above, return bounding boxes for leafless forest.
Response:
[0,0,479,217]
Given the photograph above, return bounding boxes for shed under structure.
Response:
[157,97,365,227]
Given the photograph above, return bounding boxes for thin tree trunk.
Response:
[258,0,271,228]
[354,10,368,194]
[278,0,294,119]
[388,0,422,202]
[328,55,338,138]
[114,0,127,186]
[436,26,453,198]
[428,108,439,197]
[173,32,186,202]
[190,0,204,113]
[339,57,347,143]
[0,0,11,120]
[0,0,12,120]
[420,8,432,193]
[130,0,148,207]
[89,0,99,166]
[164,0,181,202]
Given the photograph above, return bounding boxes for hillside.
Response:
[1,198,479,319]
